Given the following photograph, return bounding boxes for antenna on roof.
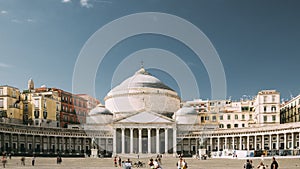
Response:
[141,60,144,68]
[289,90,293,99]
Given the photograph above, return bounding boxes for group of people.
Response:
[244,157,279,169]
[114,156,132,169]
[1,153,35,168]
[148,158,163,169]
[176,157,188,169]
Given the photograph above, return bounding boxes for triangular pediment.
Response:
[116,111,174,123]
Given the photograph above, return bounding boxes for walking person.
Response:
[148,158,154,169]
[118,157,122,167]
[244,159,253,169]
[176,157,185,169]
[31,155,36,166]
[1,154,7,168]
[21,156,25,166]
[114,156,117,167]
[270,157,279,169]
[257,161,266,169]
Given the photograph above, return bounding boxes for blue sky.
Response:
[0,0,300,102]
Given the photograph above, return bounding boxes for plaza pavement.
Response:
[2,156,300,169]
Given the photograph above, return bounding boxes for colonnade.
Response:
[206,131,300,153]
[113,127,176,155]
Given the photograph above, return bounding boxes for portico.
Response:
[112,111,176,155]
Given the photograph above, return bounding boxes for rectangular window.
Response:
[219,115,223,120]
[227,115,231,120]
[205,116,209,120]
[0,88,3,95]
[272,115,276,122]
[250,114,252,119]
[242,114,245,120]
[212,116,216,122]
[264,115,267,122]
[34,99,39,108]
[271,106,276,112]
[0,99,3,108]
[242,124,245,127]
[235,115,238,120]
[264,96,267,103]
[272,95,276,102]
[264,106,267,112]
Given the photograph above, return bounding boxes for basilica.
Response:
[84,67,300,157]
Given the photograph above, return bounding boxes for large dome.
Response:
[108,68,174,95]
[104,68,180,118]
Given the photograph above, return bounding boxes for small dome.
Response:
[174,106,199,124]
[89,104,113,116]
[175,106,197,116]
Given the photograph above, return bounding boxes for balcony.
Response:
[8,105,20,109]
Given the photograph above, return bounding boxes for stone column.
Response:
[54,136,57,154]
[284,133,287,149]
[69,137,72,154]
[210,137,213,151]
[156,128,160,154]
[217,137,220,151]
[113,128,116,155]
[83,137,86,153]
[269,134,272,150]
[17,134,20,153]
[46,136,50,154]
[299,132,300,148]
[262,135,264,150]
[239,136,242,150]
[276,134,279,150]
[138,128,142,154]
[224,137,227,150]
[121,128,125,154]
[232,137,235,150]
[32,135,35,153]
[165,128,168,154]
[173,129,177,155]
[247,135,249,151]
[40,135,43,153]
[130,128,133,154]
[254,135,257,150]
[25,134,28,153]
[291,132,294,150]
[148,128,151,154]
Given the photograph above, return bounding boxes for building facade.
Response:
[0,85,23,124]
[76,94,100,112]
[280,94,300,124]
[51,88,88,128]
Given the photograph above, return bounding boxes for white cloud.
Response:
[1,10,8,14]
[94,0,112,4]
[80,0,93,8]
[11,19,23,23]
[0,63,12,68]
[62,0,71,3]
[27,19,36,23]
